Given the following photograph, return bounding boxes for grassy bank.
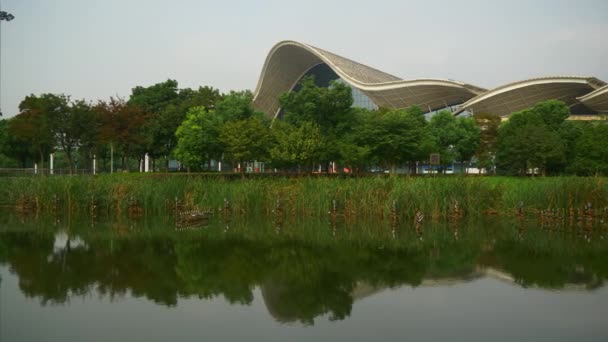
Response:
[1,174,607,221]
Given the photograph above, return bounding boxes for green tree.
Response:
[215,90,259,121]
[128,79,180,114]
[568,122,608,176]
[75,104,105,170]
[128,80,179,168]
[173,91,262,171]
[279,77,355,168]
[174,107,224,170]
[428,110,460,171]
[270,120,323,171]
[10,94,66,173]
[54,98,98,173]
[178,86,224,111]
[332,108,371,173]
[533,100,570,130]
[159,86,223,162]
[0,119,29,167]
[496,100,570,175]
[455,116,480,172]
[551,121,583,174]
[474,112,501,174]
[355,106,431,173]
[219,116,272,171]
[128,80,223,170]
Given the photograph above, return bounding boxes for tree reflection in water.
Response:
[0,214,607,325]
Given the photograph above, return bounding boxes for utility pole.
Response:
[0,1,15,117]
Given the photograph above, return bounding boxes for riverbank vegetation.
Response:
[1,175,607,221]
[1,77,607,175]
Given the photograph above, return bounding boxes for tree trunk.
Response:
[39,149,44,176]
[239,161,245,179]
[66,151,74,175]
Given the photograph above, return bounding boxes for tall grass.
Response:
[1,175,608,220]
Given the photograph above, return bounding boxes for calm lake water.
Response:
[1,212,607,341]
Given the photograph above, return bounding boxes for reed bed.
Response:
[1,175,608,223]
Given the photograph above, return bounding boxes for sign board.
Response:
[430,153,440,165]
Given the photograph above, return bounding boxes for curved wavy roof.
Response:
[252,40,606,118]
[577,85,608,113]
[252,41,485,117]
[455,76,606,116]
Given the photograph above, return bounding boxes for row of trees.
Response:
[0,80,222,172]
[496,101,608,176]
[175,77,482,173]
[1,76,607,175]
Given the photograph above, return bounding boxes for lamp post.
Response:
[0,274,2,342]
[0,2,15,117]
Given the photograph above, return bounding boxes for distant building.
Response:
[253,41,608,118]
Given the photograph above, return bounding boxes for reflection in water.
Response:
[0,214,607,325]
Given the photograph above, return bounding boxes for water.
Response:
[0,213,607,341]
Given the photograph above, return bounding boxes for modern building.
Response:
[577,85,608,113]
[252,40,607,119]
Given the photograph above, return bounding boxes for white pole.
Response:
[50,153,54,175]
[93,154,97,175]
[218,160,222,172]
[34,162,38,175]
[144,153,150,172]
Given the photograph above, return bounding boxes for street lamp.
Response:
[0,6,15,117]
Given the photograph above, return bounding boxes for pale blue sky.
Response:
[1,0,607,117]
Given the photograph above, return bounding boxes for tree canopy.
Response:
[127,80,223,164]
[496,100,570,175]
[4,77,608,177]
[173,91,267,171]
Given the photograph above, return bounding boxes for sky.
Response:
[0,0,607,118]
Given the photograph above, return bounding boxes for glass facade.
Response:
[290,63,378,111]
[335,79,379,110]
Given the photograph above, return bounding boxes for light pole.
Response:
[0,274,3,342]
[0,1,15,117]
